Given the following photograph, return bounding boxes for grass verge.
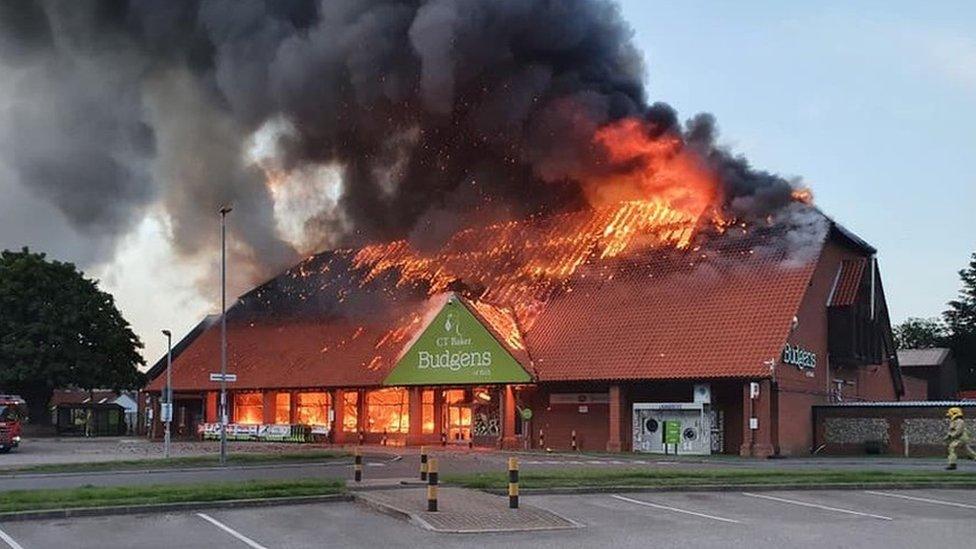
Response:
[0,450,349,475]
[445,468,976,490]
[0,479,345,514]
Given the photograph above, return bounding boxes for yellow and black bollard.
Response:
[427,458,439,512]
[354,447,363,482]
[539,428,544,449]
[420,446,428,481]
[508,457,519,509]
[571,429,578,452]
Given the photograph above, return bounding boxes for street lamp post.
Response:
[161,329,172,459]
[219,206,232,465]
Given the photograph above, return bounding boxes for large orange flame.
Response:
[587,117,718,221]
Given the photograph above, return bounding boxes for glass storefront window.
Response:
[444,389,466,405]
[422,390,434,434]
[366,388,409,434]
[233,393,263,424]
[274,392,291,425]
[296,392,331,426]
[343,391,359,432]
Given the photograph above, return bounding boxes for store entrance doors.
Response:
[443,389,471,443]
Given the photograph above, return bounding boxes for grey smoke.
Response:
[0,0,805,293]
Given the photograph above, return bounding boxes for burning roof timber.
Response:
[148,197,846,392]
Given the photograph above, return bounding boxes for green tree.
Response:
[0,248,145,423]
[945,253,976,389]
[893,317,948,349]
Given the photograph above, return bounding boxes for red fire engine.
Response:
[0,394,26,453]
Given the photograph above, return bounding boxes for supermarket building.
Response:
[143,202,923,457]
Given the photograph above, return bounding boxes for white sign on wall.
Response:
[549,393,610,405]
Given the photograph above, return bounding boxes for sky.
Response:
[1,1,974,367]
[618,0,976,317]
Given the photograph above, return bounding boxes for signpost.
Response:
[160,403,173,422]
[209,373,237,383]
[210,371,235,463]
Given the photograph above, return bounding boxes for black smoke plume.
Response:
[0,0,805,293]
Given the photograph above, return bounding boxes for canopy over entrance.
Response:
[384,294,532,386]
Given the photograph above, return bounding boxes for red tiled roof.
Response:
[151,201,831,391]
[464,298,534,375]
[527,246,817,381]
[147,302,432,392]
[828,259,865,307]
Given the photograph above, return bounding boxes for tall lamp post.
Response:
[161,330,172,459]
[219,205,232,465]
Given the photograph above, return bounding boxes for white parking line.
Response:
[196,513,268,549]
[742,492,893,521]
[0,525,25,549]
[865,491,976,510]
[611,494,741,524]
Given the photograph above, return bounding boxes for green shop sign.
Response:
[664,421,681,445]
[383,297,532,386]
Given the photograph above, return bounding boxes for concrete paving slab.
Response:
[355,487,580,533]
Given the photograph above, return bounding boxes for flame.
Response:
[353,197,707,331]
[588,118,718,220]
[467,300,525,351]
[791,187,814,204]
[271,115,749,369]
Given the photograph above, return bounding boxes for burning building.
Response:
[144,194,920,456]
[46,0,916,456]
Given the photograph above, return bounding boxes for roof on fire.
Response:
[147,202,856,392]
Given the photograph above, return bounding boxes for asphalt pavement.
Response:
[1,444,968,492]
[1,488,975,548]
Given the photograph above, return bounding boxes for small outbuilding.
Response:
[897,348,958,400]
[50,390,130,436]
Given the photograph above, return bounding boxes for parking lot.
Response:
[1,488,975,548]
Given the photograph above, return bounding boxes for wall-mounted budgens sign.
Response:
[782,344,817,370]
[383,297,532,385]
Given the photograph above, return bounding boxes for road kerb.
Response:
[0,493,353,523]
[480,481,976,496]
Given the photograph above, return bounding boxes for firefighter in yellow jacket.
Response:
[945,407,976,470]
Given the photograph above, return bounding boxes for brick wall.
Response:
[771,239,903,456]
[529,385,611,451]
[901,376,929,401]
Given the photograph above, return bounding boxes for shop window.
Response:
[422,390,434,434]
[275,392,291,425]
[233,393,262,424]
[366,388,409,434]
[343,391,359,432]
[444,389,466,405]
[296,392,331,426]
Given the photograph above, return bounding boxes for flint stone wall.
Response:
[824,418,889,444]
[814,404,976,456]
[902,418,976,445]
